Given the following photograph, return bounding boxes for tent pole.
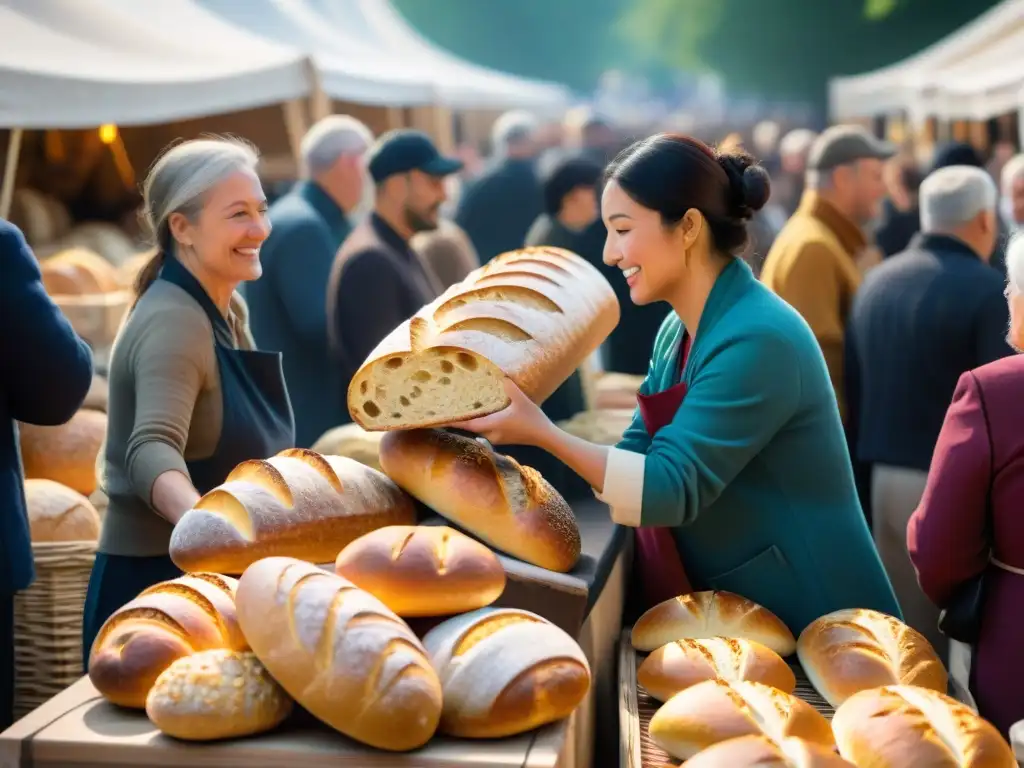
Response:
[0,128,24,219]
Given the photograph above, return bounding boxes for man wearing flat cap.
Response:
[326,130,462,421]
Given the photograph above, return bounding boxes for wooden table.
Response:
[0,677,570,768]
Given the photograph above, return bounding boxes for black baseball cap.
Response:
[807,125,896,171]
[367,129,463,183]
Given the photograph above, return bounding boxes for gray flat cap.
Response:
[807,125,896,171]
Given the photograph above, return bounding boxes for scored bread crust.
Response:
[831,685,1015,768]
[422,607,591,739]
[648,679,835,761]
[347,246,619,431]
[631,591,797,656]
[638,637,796,702]
[88,573,246,709]
[378,429,581,572]
[685,735,857,768]
[335,525,506,617]
[23,478,101,543]
[169,448,416,574]
[235,557,442,751]
[18,408,106,496]
[796,608,947,708]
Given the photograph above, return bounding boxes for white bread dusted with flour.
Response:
[797,608,947,708]
[235,557,442,751]
[169,448,416,574]
[23,478,100,542]
[348,246,619,430]
[146,650,292,741]
[685,736,857,768]
[422,607,590,738]
[832,685,1015,768]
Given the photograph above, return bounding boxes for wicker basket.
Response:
[12,540,96,719]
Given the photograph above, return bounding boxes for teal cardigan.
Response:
[609,259,900,634]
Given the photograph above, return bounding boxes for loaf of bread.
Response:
[832,685,1015,768]
[685,736,856,768]
[18,408,106,495]
[797,608,947,708]
[310,422,384,471]
[631,591,796,656]
[647,679,834,761]
[335,525,506,617]
[235,557,442,751]
[23,478,101,542]
[88,573,247,709]
[146,649,292,741]
[379,429,581,572]
[39,247,120,295]
[422,607,591,738]
[638,638,796,702]
[348,246,619,430]
[169,448,416,574]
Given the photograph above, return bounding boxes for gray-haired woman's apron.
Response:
[81,257,294,666]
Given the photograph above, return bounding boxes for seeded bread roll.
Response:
[685,736,857,768]
[348,246,619,430]
[631,591,797,656]
[638,638,796,702]
[146,650,292,741]
[335,525,506,617]
[18,408,106,495]
[23,478,101,542]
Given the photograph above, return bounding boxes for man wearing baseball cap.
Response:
[326,129,463,421]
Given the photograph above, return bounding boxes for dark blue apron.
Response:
[82,258,294,666]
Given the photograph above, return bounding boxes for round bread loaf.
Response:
[647,679,834,761]
[335,525,506,617]
[18,408,106,495]
[797,608,947,708]
[39,247,119,295]
[422,607,591,738]
[631,591,796,656]
[638,637,795,702]
[685,736,856,768]
[832,685,1015,768]
[146,649,292,741]
[23,478,100,542]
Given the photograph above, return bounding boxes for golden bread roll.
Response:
[832,685,1015,768]
[631,591,796,655]
[88,573,246,709]
[23,478,100,542]
[18,408,106,495]
[335,525,506,617]
[797,608,947,707]
[39,247,119,295]
[310,422,384,471]
[169,449,416,574]
[422,607,591,738]
[648,679,834,760]
[638,637,795,702]
[348,246,619,430]
[379,429,581,572]
[685,736,857,768]
[146,649,292,741]
[235,557,442,751]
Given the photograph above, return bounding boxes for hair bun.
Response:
[717,152,771,218]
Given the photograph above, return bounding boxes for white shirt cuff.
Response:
[593,447,645,527]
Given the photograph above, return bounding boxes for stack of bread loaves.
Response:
[23,479,101,543]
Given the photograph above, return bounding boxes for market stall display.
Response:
[558,407,636,445]
[23,479,101,543]
[18,407,106,496]
[592,372,645,410]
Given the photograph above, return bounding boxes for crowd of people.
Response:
[3,105,1024,743]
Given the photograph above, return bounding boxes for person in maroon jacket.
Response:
[908,233,1024,737]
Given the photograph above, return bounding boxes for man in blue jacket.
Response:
[0,219,93,728]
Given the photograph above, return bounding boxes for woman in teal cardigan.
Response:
[457,134,900,634]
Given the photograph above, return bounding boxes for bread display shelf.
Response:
[617,630,834,768]
[0,676,568,767]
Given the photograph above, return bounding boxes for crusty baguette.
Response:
[335,525,506,617]
[378,429,581,572]
[638,638,796,702]
[88,573,247,709]
[832,685,1015,768]
[648,679,834,761]
[685,736,857,768]
[23,478,101,542]
[631,591,797,656]
[18,408,106,495]
[146,649,292,741]
[797,608,947,708]
[422,607,591,738]
[348,246,619,430]
[235,557,442,751]
[169,448,416,574]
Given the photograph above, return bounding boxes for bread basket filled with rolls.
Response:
[618,590,1016,767]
